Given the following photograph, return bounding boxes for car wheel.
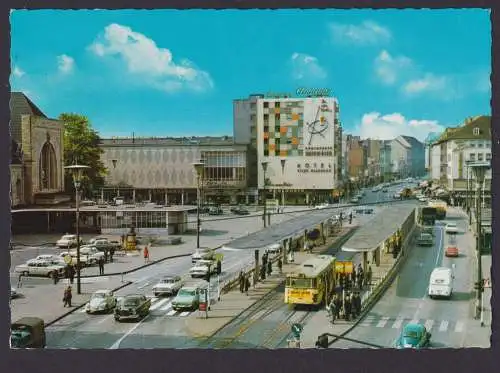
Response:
[114,316,120,321]
[154,293,158,297]
[22,271,29,276]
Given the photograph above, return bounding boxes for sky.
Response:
[10,9,491,142]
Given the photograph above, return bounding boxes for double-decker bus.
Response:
[284,255,336,308]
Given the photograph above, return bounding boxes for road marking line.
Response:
[409,319,419,325]
[137,282,150,289]
[160,302,172,311]
[392,317,404,329]
[179,311,190,317]
[109,317,147,349]
[454,321,464,333]
[424,319,435,330]
[166,310,177,316]
[376,316,390,328]
[439,320,448,332]
[150,298,169,311]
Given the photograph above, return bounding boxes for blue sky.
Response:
[10,9,491,141]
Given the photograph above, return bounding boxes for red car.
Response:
[445,246,459,257]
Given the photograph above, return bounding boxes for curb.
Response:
[44,280,133,327]
[196,227,358,343]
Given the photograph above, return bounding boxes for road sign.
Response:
[291,323,303,338]
[64,255,72,265]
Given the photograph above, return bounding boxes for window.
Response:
[478,142,483,148]
[478,153,484,161]
[263,102,269,108]
[250,103,256,110]
[275,114,281,120]
[264,114,269,120]
[264,149,269,156]
[486,153,491,161]
[264,125,269,132]
[275,102,281,108]
[469,153,476,161]
[470,142,476,148]
[473,127,480,136]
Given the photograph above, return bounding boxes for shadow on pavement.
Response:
[200,229,230,237]
[451,291,473,301]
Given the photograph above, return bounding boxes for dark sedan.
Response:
[114,294,151,322]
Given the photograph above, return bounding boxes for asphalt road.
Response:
[45,205,382,349]
[330,208,476,349]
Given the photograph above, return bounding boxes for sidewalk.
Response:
[184,225,357,339]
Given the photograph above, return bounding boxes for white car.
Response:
[314,203,329,210]
[32,254,66,265]
[70,246,105,264]
[56,234,80,248]
[85,289,116,314]
[15,259,65,277]
[445,223,459,234]
[266,243,282,255]
[189,259,217,278]
[191,248,213,263]
[152,276,184,297]
[59,251,91,266]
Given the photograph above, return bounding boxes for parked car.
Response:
[172,285,205,311]
[32,255,66,265]
[349,197,359,204]
[114,294,151,322]
[152,276,184,297]
[70,246,105,264]
[189,259,218,278]
[14,259,65,277]
[86,289,116,314]
[417,233,434,246]
[208,206,224,215]
[56,234,80,249]
[395,323,431,349]
[191,248,214,263]
[89,238,115,252]
[11,317,46,349]
[314,203,329,210]
[232,206,250,215]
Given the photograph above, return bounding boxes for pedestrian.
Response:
[344,296,352,321]
[354,293,362,317]
[334,295,342,319]
[104,249,109,263]
[357,272,363,289]
[327,298,336,324]
[110,247,115,263]
[69,265,75,284]
[262,251,268,267]
[260,264,266,280]
[216,260,222,275]
[267,260,272,276]
[64,265,70,280]
[63,286,72,307]
[52,270,59,285]
[143,245,149,264]
[98,257,105,275]
[238,271,244,293]
[244,276,250,295]
[366,266,372,287]
[17,273,23,288]
[351,268,357,285]
[277,258,283,274]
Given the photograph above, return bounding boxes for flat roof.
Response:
[11,205,196,213]
[341,203,417,253]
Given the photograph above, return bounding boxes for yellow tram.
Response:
[284,255,336,307]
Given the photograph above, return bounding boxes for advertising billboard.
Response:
[302,98,336,149]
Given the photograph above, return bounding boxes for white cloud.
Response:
[355,112,445,142]
[403,73,449,95]
[12,65,25,78]
[374,50,413,85]
[89,23,214,93]
[329,21,391,45]
[290,53,327,81]
[57,54,75,74]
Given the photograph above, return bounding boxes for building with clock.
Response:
[234,94,342,205]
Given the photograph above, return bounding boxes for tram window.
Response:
[287,278,312,288]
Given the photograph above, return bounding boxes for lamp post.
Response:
[468,161,490,319]
[111,159,119,198]
[280,159,286,209]
[65,164,90,295]
[261,161,268,228]
[192,160,205,249]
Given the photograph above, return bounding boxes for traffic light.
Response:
[316,334,329,348]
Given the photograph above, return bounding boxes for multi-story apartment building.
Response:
[99,136,250,205]
[347,135,365,181]
[429,116,491,202]
[341,134,349,180]
[424,132,442,178]
[379,140,392,181]
[390,135,425,178]
[235,94,342,204]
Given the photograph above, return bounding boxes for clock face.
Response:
[306,102,332,146]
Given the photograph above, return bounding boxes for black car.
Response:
[232,206,250,215]
[114,294,151,322]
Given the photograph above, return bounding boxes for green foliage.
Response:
[59,113,107,197]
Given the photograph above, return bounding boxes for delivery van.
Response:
[428,266,454,299]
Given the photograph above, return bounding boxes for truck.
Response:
[428,200,447,219]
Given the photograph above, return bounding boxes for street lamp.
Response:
[468,161,490,319]
[280,159,286,208]
[64,163,90,295]
[261,161,268,228]
[192,160,205,249]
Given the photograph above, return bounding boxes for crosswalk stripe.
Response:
[409,319,419,325]
[180,311,190,317]
[166,309,177,316]
[424,319,434,330]
[454,321,464,332]
[150,298,170,311]
[392,317,404,329]
[376,317,390,328]
[160,302,172,311]
[439,320,448,332]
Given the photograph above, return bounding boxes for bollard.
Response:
[480,292,485,327]
[121,272,124,283]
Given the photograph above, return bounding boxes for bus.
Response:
[284,254,336,308]
[428,200,447,219]
[418,207,437,226]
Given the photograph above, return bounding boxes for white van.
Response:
[428,266,454,299]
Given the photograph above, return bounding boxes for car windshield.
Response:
[92,293,106,299]
[121,298,140,307]
[447,223,456,227]
[403,330,420,339]
[161,279,175,284]
[178,289,196,297]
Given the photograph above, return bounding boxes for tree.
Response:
[59,113,107,198]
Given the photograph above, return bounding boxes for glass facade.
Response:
[201,151,246,188]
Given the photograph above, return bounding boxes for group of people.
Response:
[327,292,362,323]
[336,263,373,291]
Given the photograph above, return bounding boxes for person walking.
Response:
[216,260,222,275]
[344,295,352,321]
[143,245,149,264]
[98,257,105,276]
[109,247,115,263]
[267,260,272,276]
[69,265,75,284]
[277,258,283,274]
[238,271,244,293]
[52,270,59,285]
[334,294,342,319]
[327,297,337,324]
[63,286,72,307]
[244,276,250,295]
[366,266,373,287]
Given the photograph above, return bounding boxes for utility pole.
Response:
[261,161,268,228]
